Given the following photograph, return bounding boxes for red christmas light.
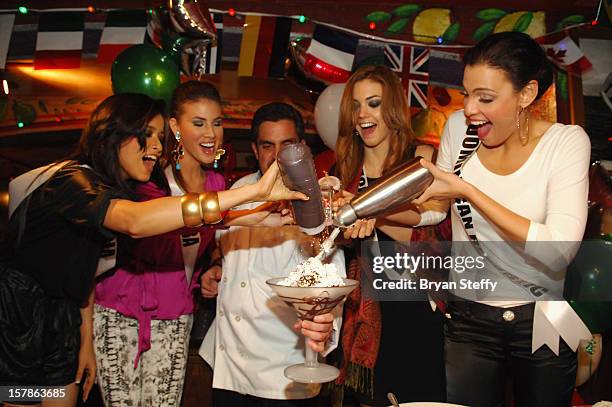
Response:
[228,8,236,17]
[591,19,599,26]
[369,21,376,30]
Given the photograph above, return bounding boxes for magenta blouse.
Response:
[95,171,226,367]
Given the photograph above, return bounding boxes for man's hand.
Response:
[201,265,222,298]
[293,313,334,352]
[225,202,295,227]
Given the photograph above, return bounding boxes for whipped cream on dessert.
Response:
[278,257,344,287]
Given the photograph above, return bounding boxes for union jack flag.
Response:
[385,44,429,108]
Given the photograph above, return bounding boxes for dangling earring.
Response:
[213,148,226,169]
[522,113,530,146]
[173,130,184,170]
[517,108,529,146]
[353,129,360,138]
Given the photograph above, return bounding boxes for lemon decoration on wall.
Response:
[367,4,460,43]
[412,8,451,43]
[493,11,545,37]
[365,5,581,45]
[474,9,546,42]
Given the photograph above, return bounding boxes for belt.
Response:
[448,299,535,323]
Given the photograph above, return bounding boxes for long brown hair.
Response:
[335,65,415,188]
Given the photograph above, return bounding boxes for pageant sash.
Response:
[8,161,117,276]
[533,301,591,355]
[8,161,68,218]
[452,125,480,242]
[453,124,591,353]
[164,166,201,283]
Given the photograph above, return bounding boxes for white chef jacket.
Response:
[200,172,346,400]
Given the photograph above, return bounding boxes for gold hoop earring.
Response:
[173,131,184,170]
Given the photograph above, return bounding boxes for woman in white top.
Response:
[413,32,592,407]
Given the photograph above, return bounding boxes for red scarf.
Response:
[314,151,451,402]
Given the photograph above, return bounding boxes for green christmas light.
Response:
[18,6,28,14]
[298,15,306,23]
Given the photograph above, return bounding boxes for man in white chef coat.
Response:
[199,102,345,406]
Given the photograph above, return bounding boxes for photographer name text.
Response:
[372,278,498,292]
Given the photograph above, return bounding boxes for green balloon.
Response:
[111,44,180,107]
[569,300,612,333]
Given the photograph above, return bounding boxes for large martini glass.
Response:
[266,277,358,383]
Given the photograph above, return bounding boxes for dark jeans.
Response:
[445,301,577,407]
[212,389,318,407]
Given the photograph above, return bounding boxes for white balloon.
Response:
[314,83,346,151]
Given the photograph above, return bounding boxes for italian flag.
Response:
[97,10,147,63]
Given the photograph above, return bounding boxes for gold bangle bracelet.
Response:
[181,193,203,227]
[199,191,223,224]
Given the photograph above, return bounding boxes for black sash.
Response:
[452,124,480,242]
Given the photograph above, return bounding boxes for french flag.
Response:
[34,12,85,70]
[97,10,147,63]
[305,25,358,83]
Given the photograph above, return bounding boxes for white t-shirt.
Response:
[437,111,590,305]
[199,172,346,400]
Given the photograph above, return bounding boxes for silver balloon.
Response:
[180,38,211,78]
[168,0,217,42]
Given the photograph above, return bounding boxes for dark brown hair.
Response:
[76,93,166,195]
[170,80,222,119]
[464,32,553,101]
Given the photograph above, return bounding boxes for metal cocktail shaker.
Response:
[277,143,326,235]
[334,156,433,227]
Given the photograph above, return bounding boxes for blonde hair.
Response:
[336,65,415,188]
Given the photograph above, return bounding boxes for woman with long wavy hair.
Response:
[317,64,449,406]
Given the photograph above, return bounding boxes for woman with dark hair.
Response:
[0,92,305,407]
[317,64,449,406]
[93,82,324,406]
[414,32,592,406]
